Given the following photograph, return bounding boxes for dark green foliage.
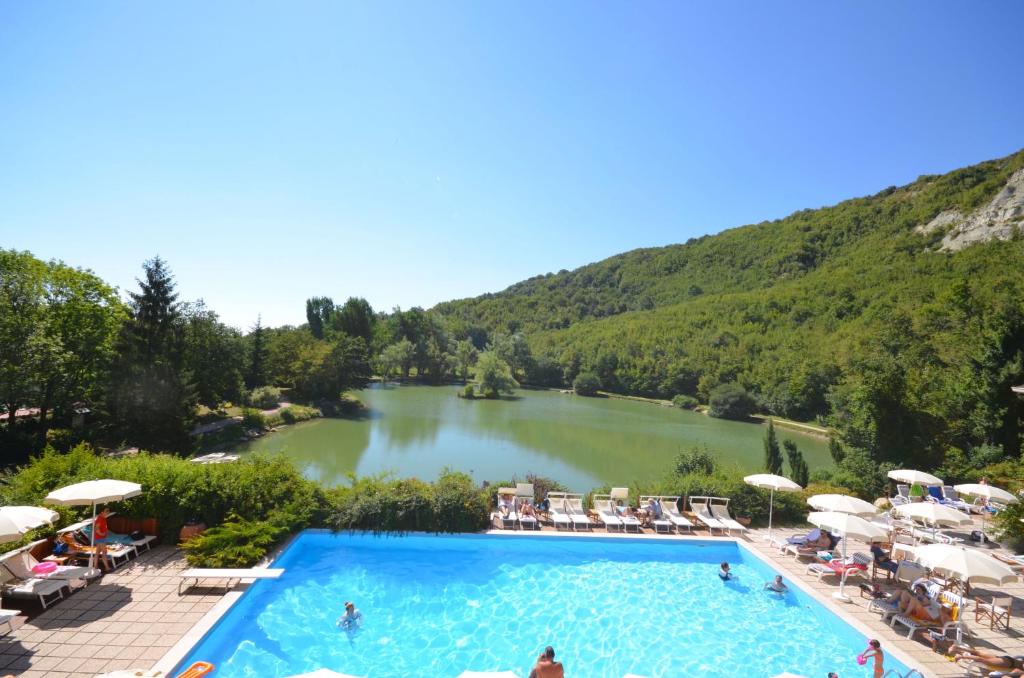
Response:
[241,408,267,429]
[708,382,756,420]
[291,334,371,402]
[673,446,717,475]
[182,512,287,567]
[332,297,376,345]
[461,384,475,399]
[814,448,894,499]
[279,405,318,425]
[106,257,196,453]
[524,356,564,387]
[305,296,334,340]
[828,436,845,465]
[247,386,282,409]
[573,372,601,396]
[763,420,783,475]
[245,316,268,389]
[672,394,699,410]
[475,352,517,398]
[181,301,246,408]
[783,439,809,487]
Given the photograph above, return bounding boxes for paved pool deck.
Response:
[1,521,1021,678]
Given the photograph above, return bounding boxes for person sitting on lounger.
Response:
[337,601,363,630]
[519,500,537,520]
[895,585,952,624]
[497,493,514,518]
[615,502,635,519]
[719,562,732,580]
[646,498,663,520]
[764,575,788,593]
[869,542,898,575]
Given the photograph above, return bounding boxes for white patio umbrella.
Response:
[807,511,889,602]
[887,469,944,486]
[744,473,802,542]
[954,483,1019,538]
[892,502,972,542]
[913,543,1017,586]
[0,506,59,544]
[806,494,878,517]
[44,479,142,570]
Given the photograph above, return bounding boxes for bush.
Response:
[461,384,476,399]
[672,394,699,410]
[707,382,756,420]
[673,446,717,475]
[280,405,319,425]
[246,386,282,409]
[45,428,79,452]
[573,372,602,397]
[241,408,267,429]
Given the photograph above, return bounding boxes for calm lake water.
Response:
[235,384,830,490]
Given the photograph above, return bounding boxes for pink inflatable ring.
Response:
[32,561,57,575]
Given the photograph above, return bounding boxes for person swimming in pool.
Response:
[719,562,731,580]
[337,601,363,630]
[764,575,788,593]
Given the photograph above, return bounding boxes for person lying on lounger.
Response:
[519,500,537,520]
[949,648,1024,671]
[497,493,514,518]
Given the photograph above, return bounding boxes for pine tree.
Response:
[763,419,783,475]
[106,257,196,452]
[784,439,810,487]
[828,436,845,465]
[246,315,268,389]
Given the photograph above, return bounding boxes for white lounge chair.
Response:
[565,495,593,531]
[546,493,573,531]
[942,486,985,514]
[592,497,625,532]
[0,564,68,609]
[658,496,693,533]
[690,497,727,535]
[492,488,518,529]
[638,495,674,533]
[178,567,284,594]
[515,484,539,530]
[2,551,91,584]
[0,608,20,635]
[890,591,968,639]
[609,488,642,533]
[709,498,748,534]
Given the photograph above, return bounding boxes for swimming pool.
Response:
[174,532,913,677]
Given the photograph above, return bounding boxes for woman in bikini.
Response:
[862,639,884,678]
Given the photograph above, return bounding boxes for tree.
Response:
[0,250,49,434]
[453,340,478,382]
[573,372,602,397]
[305,296,334,340]
[708,382,756,420]
[828,436,845,465]
[474,352,518,398]
[388,338,416,381]
[245,316,268,389]
[490,332,532,380]
[332,297,375,345]
[673,445,717,475]
[763,419,783,475]
[783,439,809,487]
[107,257,196,452]
[181,301,246,408]
[291,335,371,401]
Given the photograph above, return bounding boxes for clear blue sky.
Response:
[1,2,1022,330]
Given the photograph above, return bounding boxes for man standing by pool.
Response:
[528,646,564,678]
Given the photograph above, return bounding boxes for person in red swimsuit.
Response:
[92,506,113,571]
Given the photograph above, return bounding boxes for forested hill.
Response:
[435,149,1024,465]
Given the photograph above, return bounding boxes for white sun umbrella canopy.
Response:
[45,479,142,569]
[914,543,1017,586]
[807,511,889,602]
[954,483,1019,536]
[744,474,802,541]
[887,469,944,486]
[892,502,972,527]
[806,494,878,517]
[0,506,60,544]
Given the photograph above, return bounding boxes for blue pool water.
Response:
[176,532,912,678]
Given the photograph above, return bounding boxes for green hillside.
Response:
[436,149,1024,466]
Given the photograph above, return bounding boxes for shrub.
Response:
[672,394,699,410]
[247,386,282,409]
[461,384,476,399]
[182,512,287,567]
[241,408,267,429]
[280,404,319,425]
[573,372,602,397]
[673,446,717,475]
[45,428,79,452]
[707,382,756,420]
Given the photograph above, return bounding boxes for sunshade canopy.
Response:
[0,506,59,543]
[806,494,877,516]
[892,502,972,527]
[743,474,802,491]
[887,469,943,486]
[44,479,142,506]
[807,511,889,542]
[913,543,1017,585]
[954,483,1018,504]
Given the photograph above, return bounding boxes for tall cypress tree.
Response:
[784,439,810,487]
[106,257,196,452]
[246,315,268,389]
[763,419,783,475]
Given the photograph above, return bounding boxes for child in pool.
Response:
[764,575,788,593]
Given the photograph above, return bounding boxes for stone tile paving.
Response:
[0,545,222,678]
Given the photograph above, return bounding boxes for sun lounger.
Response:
[890,592,968,639]
[592,497,625,532]
[805,555,868,582]
[709,498,747,534]
[565,495,593,531]
[606,488,642,533]
[58,533,134,570]
[514,484,539,530]
[178,567,284,594]
[546,493,573,531]
[0,608,21,636]
[2,551,91,584]
[0,567,68,609]
[690,498,727,535]
[658,496,693,533]
[942,486,985,514]
[492,488,518,529]
[637,496,673,533]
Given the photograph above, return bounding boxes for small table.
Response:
[43,555,70,566]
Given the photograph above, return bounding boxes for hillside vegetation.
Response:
[436,150,1024,467]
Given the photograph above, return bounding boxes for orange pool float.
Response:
[174,661,214,678]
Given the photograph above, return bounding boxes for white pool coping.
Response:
[153,528,927,677]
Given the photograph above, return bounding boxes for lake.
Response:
[235,384,830,490]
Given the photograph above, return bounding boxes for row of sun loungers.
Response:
[0,548,93,612]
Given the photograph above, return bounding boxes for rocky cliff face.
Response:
[918,168,1024,251]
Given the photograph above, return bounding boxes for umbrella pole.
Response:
[833,533,851,603]
[764,488,775,542]
[90,502,97,571]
